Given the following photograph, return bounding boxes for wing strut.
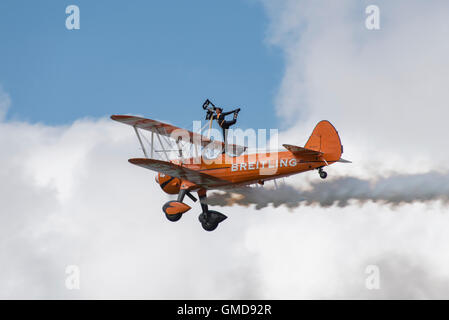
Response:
[133,126,149,159]
[151,131,154,158]
[154,127,170,161]
[134,125,171,161]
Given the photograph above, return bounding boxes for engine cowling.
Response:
[155,173,181,195]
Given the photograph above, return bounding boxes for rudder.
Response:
[305,120,342,161]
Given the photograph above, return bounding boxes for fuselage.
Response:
[172,150,337,188]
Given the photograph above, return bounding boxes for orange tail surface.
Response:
[305,120,343,161]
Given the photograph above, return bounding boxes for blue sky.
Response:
[0,0,283,130]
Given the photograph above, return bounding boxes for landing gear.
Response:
[198,190,227,232]
[162,200,191,222]
[165,212,182,222]
[318,167,327,179]
[161,188,227,231]
[162,189,196,222]
[198,210,227,231]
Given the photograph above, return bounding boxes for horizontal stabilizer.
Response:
[283,144,323,156]
[338,158,352,163]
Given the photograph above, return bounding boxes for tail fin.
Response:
[305,120,343,161]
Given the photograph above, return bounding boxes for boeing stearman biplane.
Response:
[111,111,350,232]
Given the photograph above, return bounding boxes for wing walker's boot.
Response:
[233,108,240,119]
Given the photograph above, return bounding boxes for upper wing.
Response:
[112,115,209,147]
[111,115,245,153]
[283,144,323,156]
[128,158,228,188]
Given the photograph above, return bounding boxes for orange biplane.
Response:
[111,113,350,231]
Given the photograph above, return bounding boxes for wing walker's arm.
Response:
[203,99,240,119]
[203,99,217,120]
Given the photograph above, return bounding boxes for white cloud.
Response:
[0,87,11,121]
[0,116,267,299]
[2,0,449,299]
[263,0,449,175]
[255,0,449,298]
[2,113,449,299]
[245,202,449,299]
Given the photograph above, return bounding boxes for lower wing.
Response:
[128,158,228,188]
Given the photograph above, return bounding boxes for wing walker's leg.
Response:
[222,127,227,154]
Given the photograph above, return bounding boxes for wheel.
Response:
[199,213,217,231]
[198,211,227,232]
[163,201,190,222]
[165,213,182,222]
[319,171,327,179]
[201,221,218,232]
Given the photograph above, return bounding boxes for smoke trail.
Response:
[207,172,449,209]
